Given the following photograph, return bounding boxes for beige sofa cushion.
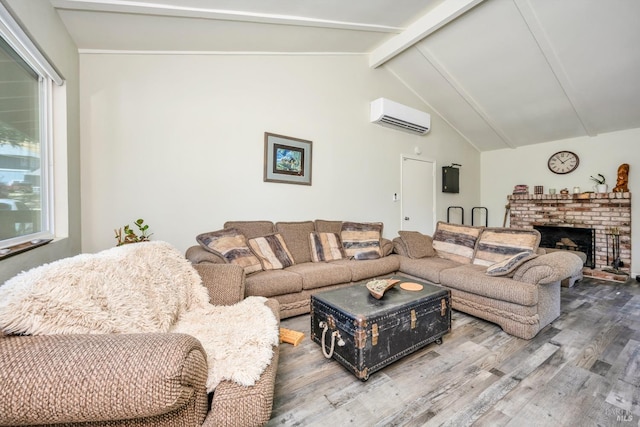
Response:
[473,228,540,266]
[432,222,483,264]
[332,256,400,282]
[314,219,342,234]
[245,269,303,297]
[286,262,352,290]
[440,264,538,306]
[275,221,315,263]
[224,221,275,239]
[398,256,460,284]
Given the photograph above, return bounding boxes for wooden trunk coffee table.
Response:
[310,275,451,380]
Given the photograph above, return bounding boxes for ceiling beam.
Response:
[49,0,403,33]
[369,0,485,68]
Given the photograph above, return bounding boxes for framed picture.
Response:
[264,132,312,185]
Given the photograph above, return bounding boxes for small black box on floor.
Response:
[310,276,451,380]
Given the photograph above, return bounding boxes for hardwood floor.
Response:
[268,277,640,426]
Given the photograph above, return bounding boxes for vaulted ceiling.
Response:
[50,0,640,151]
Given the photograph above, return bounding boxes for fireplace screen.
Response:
[534,225,595,268]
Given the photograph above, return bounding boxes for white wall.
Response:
[1,0,81,283]
[79,54,480,253]
[481,128,640,277]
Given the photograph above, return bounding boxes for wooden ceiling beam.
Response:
[369,0,485,68]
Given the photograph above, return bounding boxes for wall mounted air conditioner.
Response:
[370,98,430,135]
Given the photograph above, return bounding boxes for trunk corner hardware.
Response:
[319,319,345,358]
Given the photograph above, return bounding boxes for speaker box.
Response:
[442,167,459,193]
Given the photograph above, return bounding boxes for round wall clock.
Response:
[547,151,579,174]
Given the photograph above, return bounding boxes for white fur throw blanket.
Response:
[0,241,278,392]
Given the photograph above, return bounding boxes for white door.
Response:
[401,156,436,235]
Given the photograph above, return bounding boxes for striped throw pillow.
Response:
[486,251,537,277]
[432,222,482,264]
[309,232,345,262]
[473,228,540,266]
[196,228,262,274]
[248,233,295,270]
[341,222,383,258]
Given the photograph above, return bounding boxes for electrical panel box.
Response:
[442,167,459,193]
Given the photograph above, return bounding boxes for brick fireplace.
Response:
[508,192,631,274]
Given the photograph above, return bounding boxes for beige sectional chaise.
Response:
[394,222,584,339]
[187,220,583,339]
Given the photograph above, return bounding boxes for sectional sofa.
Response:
[187,220,584,339]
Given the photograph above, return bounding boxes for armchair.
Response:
[0,262,280,427]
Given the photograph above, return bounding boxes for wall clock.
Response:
[547,151,579,174]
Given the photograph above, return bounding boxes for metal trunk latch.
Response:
[441,299,447,317]
[372,323,379,346]
[410,310,417,329]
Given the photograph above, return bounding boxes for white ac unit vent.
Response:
[370,98,430,135]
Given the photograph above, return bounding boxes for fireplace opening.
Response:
[534,225,595,268]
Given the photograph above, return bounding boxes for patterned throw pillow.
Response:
[473,228,540,266]
[309,232,345,262]
[341,222,383,258]
[248,233,295,270]
[196,228,262,274]
[486,251,538,277]
[432,221,482,264]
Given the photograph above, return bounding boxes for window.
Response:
[0,4,64,249]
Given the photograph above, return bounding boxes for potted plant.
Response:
[114,218,153,246]
[590,174,608,193]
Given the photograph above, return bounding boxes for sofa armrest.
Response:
[204,298,280,427]
[186,245,225,264]
[194,263,246,306]
[0,333,208,426]
[513,251,584,285]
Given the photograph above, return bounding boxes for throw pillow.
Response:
[309,232,345,262]
[341,221,383,258]
[196,228,262,274]
[432,221,483,264]
[473,227,541,266]
[486,251,538,277]
[248,233,295,270]
[398,231,436,259]
[353,251,381,260]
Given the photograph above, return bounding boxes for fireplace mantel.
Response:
[508,192,631,202]
[508,192,631,273]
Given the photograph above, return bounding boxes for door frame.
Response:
[400,154,437,233]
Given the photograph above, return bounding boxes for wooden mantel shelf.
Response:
[508,192,631,201]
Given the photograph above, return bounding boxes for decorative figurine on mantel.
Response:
[613,163,630,192]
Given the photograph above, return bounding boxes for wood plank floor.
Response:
[268,277,640,426]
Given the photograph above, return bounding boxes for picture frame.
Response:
[264,132,313,185]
